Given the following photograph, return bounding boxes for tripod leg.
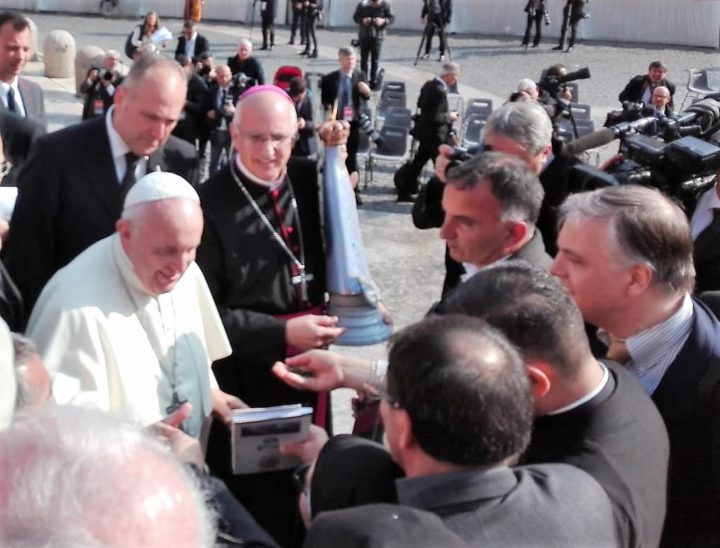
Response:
[414,27,429,65]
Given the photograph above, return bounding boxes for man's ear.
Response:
[527,363,552,400]
[626,263,654,297]
[395,409,415,452]
[505,221,530,251]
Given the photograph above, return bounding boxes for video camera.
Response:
[568,98,720,206]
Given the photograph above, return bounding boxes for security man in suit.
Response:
[397,62,459,202]
[320,47,372,190]
[0,12,46,129]
[8,54,198,314]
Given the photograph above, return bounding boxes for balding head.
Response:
[0,406,214,547]
[230,86,297,182]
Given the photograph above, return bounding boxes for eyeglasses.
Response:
[292,463,311,496]
[0,160,12,178]
[376,384,401,409]
[237,132,296,148]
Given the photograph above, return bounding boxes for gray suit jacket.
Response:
[0,77,47,129]
[397,464,620,546]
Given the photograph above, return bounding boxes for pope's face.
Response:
[120,199,204,295]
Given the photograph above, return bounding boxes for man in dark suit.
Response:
[689,172,720,293]
[288,77,316,158]
[0,109,44,187]
[397,62,459,202]
[7,55,198,315]
[175,20,210,64]
[321,315,620,545]
[0,132,24,331]
[352,0,394,89]
[320,47,371,186]
[0,12,46,129]
[259,0,276,50]
[172,54,210,153]
[205,64,241,175]
[618,61,676,112]
[79,50,125,121]
[551,184,720,546]
[226,39,265,85]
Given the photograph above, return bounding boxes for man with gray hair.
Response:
[26,171,241,438]
[8,54,198,313]
[227,38,265,86]
[396,62,460,202]
[0,405,216,547]
[551,184,720,546]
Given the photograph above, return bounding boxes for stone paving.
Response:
[21,11,720,432]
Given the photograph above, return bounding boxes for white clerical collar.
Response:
[461,255,511,283]
[234,154,287,191]
[547,361,610,415]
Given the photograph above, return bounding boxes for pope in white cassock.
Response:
[26,172,242,437]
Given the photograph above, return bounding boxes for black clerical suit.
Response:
[524,361,669,548]
[197,157,326,547]
[7,116,198,314]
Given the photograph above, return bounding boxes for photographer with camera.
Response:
[420,0,451,61]
[320,47,372,203]
[227,39,265,86]
[206,64,242,174]
[553,0,587,52]
[618,61,676,113]
[353,0,395,90]
[79,50,126,121]
[396,62,460,203]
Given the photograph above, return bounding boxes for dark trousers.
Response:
[290,7,303,42]
[398,138,439,194]
[261,12,275,47]
[424,17,446,55]
[209,129,231,174]
[359,37,382,87]
[303,13,317,52]
[558,3,582,47]
[346,123,360,175]
[523,10,543,45]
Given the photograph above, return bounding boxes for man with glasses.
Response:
[196,84,342,547]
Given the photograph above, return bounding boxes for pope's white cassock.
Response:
[26,233,231,437]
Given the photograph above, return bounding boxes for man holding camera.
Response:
[618,61,676,113]
[79,50,126,121]
[206,64,241,174]
[353,0,394,90]
[396,62,459,202]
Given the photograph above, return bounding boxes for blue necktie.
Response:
[6,88,17,113]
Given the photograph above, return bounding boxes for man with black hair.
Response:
[618,61,676,112]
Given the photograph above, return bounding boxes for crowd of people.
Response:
[2,6,720,548]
